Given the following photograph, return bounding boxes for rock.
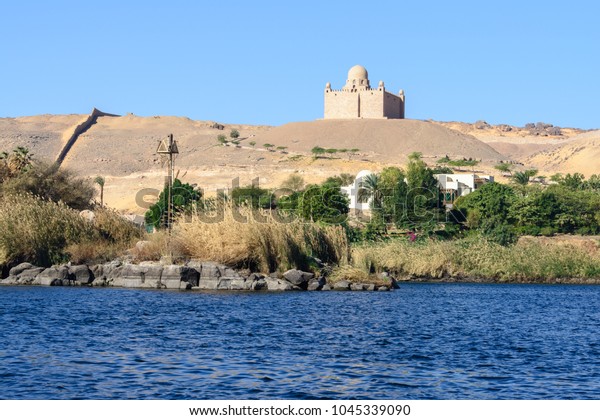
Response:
[365,284,376,291]
[79,210,95,223]
[247,273,265,282]
[118,263,163,288]
[9,263,34,277]
[350,283,365,291]
[18,267,45,285]
[321,284,332,291]
[91,278,107,287]
[69,265,93,284]
[265,277,296,291]
[283,269,315,289]
[162,265,199,289]
[333,280,350,291]
[378,286,390,291]
[180,281,192,290]
[307,276,326,291]
[194,262,222,289]
[37,266,70,286]
[217,277,247,290]
[252,279,268,290]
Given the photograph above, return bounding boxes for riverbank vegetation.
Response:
[1,145,600,284]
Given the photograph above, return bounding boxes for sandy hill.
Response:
[0,113,511,212]
[433,120,586,162]
[252,119,505,162]
[525,130,600,176]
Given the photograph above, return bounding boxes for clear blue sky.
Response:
[1,0,598,128]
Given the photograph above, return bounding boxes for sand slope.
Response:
[252,119,506,162]
[526,130,600,176]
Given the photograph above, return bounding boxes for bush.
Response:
[1,162,94,210]
[0,194,142,266]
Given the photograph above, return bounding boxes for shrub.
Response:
[0,194,142,266]
[1,161,94,210]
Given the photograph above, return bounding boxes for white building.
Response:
[340,170,373,213]
[436,173,494,208]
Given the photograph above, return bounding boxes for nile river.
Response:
[1,283,599,399]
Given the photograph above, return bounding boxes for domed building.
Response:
[324,65,405,119]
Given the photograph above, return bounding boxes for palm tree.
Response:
[358,173,383,210]
[512,169,538,186]
[8,146,32,173]
[94,176,105,206]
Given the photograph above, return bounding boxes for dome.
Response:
[347,65,368,81]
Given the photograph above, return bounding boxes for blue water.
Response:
[1,283,600,399]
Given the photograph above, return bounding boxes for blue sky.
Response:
[1,0,598,128]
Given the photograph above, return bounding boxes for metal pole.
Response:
[167,134,173,233]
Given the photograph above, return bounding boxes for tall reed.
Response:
[173,203,348,273]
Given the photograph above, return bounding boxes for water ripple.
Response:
[1,283,600,399]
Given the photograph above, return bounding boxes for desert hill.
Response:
[2,112,598,211]
[434,120,587,162]
[525,130,600,177]
[250,119,506,162]
[0,112,514,212]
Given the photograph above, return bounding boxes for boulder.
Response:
[69,265,94,284]
[195,262,222,289]
[119,263,163,288]
[252,279,268,290]
[9,263,34,277]
[283,269,315,289]
[321,284,332,291]
[37,266,70,286]
[333,280,350,291]
[365,284,376,291]
[378,286,390,291]
[307,276,326,291]
[162,265,199,289]
[18,267,45,285]
[265,277,296,291]
[350,283,365,291]
[247,273,265,282]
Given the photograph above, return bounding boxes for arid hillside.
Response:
[3,112,597,213]
[525,130,600,177]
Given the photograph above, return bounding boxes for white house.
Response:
[340,171,495,215]
[436,173,494,208]
[340,170,373,213]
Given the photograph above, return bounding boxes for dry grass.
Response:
[343,236,600,282]
[0,194,142,266]
[172,203,349,272]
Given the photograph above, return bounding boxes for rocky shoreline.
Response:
[0,261,398,292]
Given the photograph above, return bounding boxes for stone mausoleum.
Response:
[324,65,405,119]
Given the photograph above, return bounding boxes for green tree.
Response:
[263,143,275,150]
[402,153,442,230]
[494,162,513,174]
[296,184,349,224]
[144,179,202,229]
[512,169,538,186]
[311,146,326,158]
[323,173,355,187]
[249,141,256,147]
[94,176,105,207]
[230,129,240,139]
[217,134,227,144]
[231,185,274,209]
[280,174,305,192]
[1,161,95,210]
